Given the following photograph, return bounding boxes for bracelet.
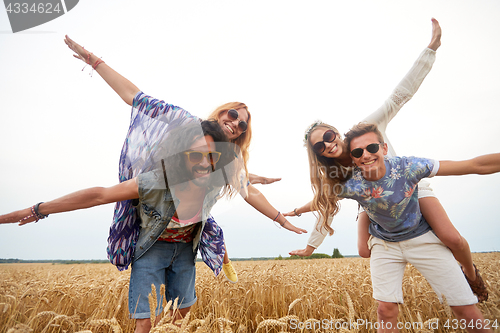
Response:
[93,58,105,70]
[273,211,280,222]
[273,211,285,227]
[17,205,39,223]
[33,202,49,220]
[294,208,302,217]
[17,207,37,223]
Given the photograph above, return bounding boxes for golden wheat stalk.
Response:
[287,298,301,314]
[256,319,287,332]
[149,284,158,328]
[88,318,122,333]
[28,311,58,326]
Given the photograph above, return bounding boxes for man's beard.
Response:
[189,164,215,187]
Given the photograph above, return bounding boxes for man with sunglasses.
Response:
[0,120,244,331]
[337,122,499,332]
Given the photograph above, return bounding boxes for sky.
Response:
[1,0,499,262]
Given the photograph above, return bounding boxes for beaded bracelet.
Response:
[16,203,48,224]
[17,205,38,223]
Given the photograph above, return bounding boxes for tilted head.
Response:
[207,102,252,180]
[207,102,252,143]
[156,120,242,194]
[344,122,388,181]
[305,121,345,160]
[303,121,349,236]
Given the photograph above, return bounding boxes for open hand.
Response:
[0,207,37,226]
[289,246,315,257]
[428,18,441,51]
[248,173,282,185]
[281,220,307,234]
[283,210,301,217]
[64,35,91,64]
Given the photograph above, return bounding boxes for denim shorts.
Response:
[128,241,197,319]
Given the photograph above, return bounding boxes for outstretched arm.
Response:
[64,35,140,106]
[248,173,282,185]
[0,179,139,226]
[243,184,307,234]
[289,214,333,256]
[283,201,313,217]
[363,18,441,149]
[437,153,500,176]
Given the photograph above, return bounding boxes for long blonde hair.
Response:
[207,102,252,178]
[305,122,353,235]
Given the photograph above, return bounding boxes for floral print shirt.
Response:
[339,156,439,242]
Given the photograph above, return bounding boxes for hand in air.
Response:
[283,210,298,217]
[428,18,441,51]
[281,220,307,234]
[249,174,282,185]
[289,246,314,257]
[0,207,38,226]
[64,35,91,64]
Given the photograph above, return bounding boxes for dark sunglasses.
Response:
[350,143,382,158]
[312,130,337,154]
[227,109,248,133]
[184,151,221,164]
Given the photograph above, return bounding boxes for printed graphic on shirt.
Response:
[339,156,435,238]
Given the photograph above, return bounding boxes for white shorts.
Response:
[417,179,434,199]
[368,231,477,306]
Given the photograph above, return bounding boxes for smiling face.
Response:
[309,127,345,159]
[218,107,249,141]
[349,132,388,181]
[184,135,218,187]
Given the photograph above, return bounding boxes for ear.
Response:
[382,143,388,155]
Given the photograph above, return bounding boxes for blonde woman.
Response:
[64,36,305,287]
[286,19,487,303]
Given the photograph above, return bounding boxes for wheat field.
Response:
[1,252,499,333]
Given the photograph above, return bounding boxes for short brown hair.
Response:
[344,123,384,152]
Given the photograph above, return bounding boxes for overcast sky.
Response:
[1,0,499,262]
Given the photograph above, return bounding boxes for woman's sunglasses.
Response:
[184,151,221,164]
[227,109,248,133]
[312,130,337,154]
[350,143,382,158]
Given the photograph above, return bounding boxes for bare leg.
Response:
[223,244,229,264]
[450,305,492,333]
[357,212,371,258]
[135,316,162,333]
[134,306,191,332]
[171,306,191,326]
[376,301,399,333]
[419,197,475,280]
